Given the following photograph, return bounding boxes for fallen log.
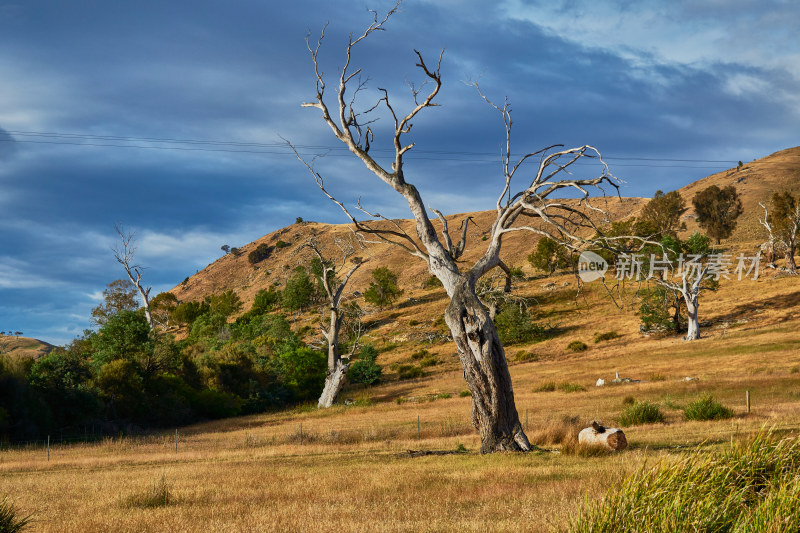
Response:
[578,421,627,451]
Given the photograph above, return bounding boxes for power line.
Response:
[2,129,795,168]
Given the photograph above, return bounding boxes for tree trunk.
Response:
[786,245,797,274]
[318,306,346,408]
[444,278,530,453]
[317,359,349,408]
[685,294,700,340]
[672,292,682,334]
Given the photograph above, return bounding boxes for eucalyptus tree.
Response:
[113,225,154,330]
[305,236,368,408]
[294,3,621,452]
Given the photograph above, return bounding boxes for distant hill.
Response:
[0,335,55,359]
[171,146,800,312]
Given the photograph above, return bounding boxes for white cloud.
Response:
[500,0,800,99]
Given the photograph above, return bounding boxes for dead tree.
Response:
[297,3,620,452]
[768,192,800,275]
[654,265,713,340]
[306,236,368,408]
[758,202,778,268]
[113,225,154,330]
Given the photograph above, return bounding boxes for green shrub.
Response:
[567,340,588,352]
[348,345,382,386]
[364,267,404,308]
[410,349,429,360]
[418,355,438,368]
[494,306,547,345]
[435,393,451,400]
[684,395,734,421]
[558,382,586,393]
[594,331,620,343]
[459,390,471,397]
[248,243,273,265]
[619,400,664,426]
[514,351,539,362]
[408,319,419,326]
[569,431,800,532]
[0,497,31,532]
[534,381,556,392]
[274,240,289,249]
[397,364,423,380]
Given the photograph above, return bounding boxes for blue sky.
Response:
[1,0,798,345]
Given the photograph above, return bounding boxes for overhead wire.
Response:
[2,129,797,169]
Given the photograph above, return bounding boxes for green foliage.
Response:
[692,184,744,243]
[248,243,273,265]
[594,331,619,343]
[95,359,145,418]
[91,310,152,366]
[91,279,140,327]
[534,381,585,393]
[422,275,442,289]
[0,496,31,533]
[410,349,429,360]
[494,306,547,345]
[684,231,712,255]
[684,394,734,421]
[277,347,326,401]
[364,267,403,308]
[205,290,242,319]
[558,382,586,393]
[639,190,687,237]
[527,237,574,274]
[459,390,471,397]
[274,240,289,249]
[171,300,209,326]
[639,286,674,333]
[619,400,664,426]
[570,431,800,532]
[567,340,588,352]
[348,344,382,386]
[282,266,315,311]
[397,364,423,380]
[150,292,178,327]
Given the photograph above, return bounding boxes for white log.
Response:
[578,422,627,451]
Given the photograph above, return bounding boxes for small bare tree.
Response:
[306,236,368,408]
[297,4,621,452]
[653,266,713,340]
[758,202,779,268]
[768,192,800,274]
[113,225,154,330]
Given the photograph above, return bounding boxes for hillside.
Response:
[0,334,54,359]
[170,146,799,312]
[166,147,800,384]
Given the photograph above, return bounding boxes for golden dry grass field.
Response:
[3,275,799,531]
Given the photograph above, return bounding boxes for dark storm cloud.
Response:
[1,0,798,343]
